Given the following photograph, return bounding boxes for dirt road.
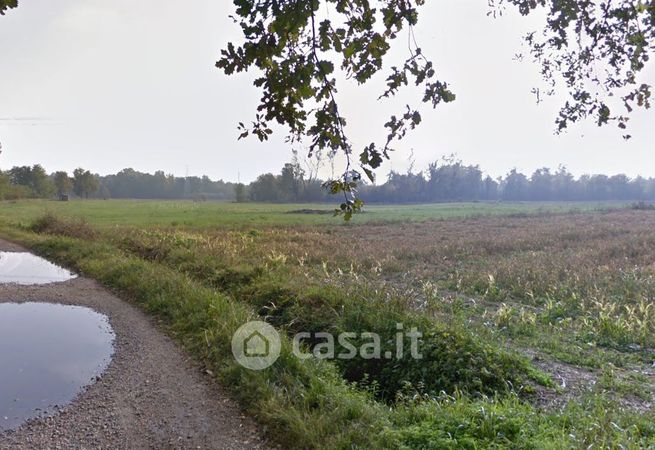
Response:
[0,239,266,450]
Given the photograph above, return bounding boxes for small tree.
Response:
[234,183,247,203]
[73,168,99,199]
[9,164,54,198]
[0,171,9,200]
[53,171,73,197]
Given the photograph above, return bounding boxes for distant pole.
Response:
[184,165,190,197]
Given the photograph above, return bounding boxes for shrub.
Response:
[29,213,97,239]
[240,278,546,401]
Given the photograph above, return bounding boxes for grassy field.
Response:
[1,199,654,448]
[0,199,625,228]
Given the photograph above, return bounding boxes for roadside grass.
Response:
[386,392,655,449]
[1,227,393,448]
[25,214,549,399]
[2,203,655,448]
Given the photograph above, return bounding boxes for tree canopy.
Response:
[0,0,16,16]
[72,168,100,199]
[218,0,653,217]
[4,160,655,203]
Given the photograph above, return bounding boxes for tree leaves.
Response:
[221,1,654,194]
[218,1,458,219]
[0,0,17,16]
[494,0,653,134]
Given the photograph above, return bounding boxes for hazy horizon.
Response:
[1,0,653,184]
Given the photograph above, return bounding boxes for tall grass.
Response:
[1,210,655,448]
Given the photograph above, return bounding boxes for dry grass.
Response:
[107,210,655,361]
[8,206,655,447]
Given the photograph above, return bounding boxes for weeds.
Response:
[2,208,655,448]
[28,212,97,239]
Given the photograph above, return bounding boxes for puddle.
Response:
[0,252,77,285]
[0,302,114,431]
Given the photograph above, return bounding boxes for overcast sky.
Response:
[0,0,653,182]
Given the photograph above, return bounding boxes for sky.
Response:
[0,0,653,183]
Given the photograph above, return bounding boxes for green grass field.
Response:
[1,199,654,449]
[0,199,626,229]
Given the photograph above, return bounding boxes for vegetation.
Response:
[53,171,73,198]
[72,168,100,199]
[5,0,649,210]
[7,165,53,199]
[219,0,655,208]
[4,158,655,204]
[1,1,653,445]
[0,199,623,229]
[1,201,655,448]
[0,0,16,16]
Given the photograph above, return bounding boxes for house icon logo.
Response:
[244,330,270,357]
[231,321,281,370]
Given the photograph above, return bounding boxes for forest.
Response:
[2,157,655,203]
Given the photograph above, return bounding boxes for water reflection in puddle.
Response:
[0,252,77,285]
[0,302,115,431]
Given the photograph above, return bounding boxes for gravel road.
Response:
[0,238,266,450]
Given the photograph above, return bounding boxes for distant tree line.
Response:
[3,157,655,203]
[0,165,105,200]
[102,169,234,200]
[247,157,655,203]
[0,166,235,201]
[360,162,655,203]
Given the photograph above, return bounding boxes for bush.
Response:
[29,213,97,239]
[240,278,546,401]
[107,225,549,401]
[631,201,655,211]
